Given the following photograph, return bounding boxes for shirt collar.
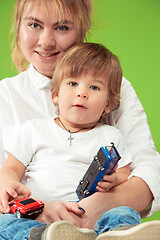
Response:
[27,65,51,90]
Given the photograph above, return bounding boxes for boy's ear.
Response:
[52,91,59,105]
[101,102,111,119]
[104,101,111,114]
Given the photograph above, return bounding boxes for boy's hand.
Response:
[96,169,118,192]
[0,182,31,213]
[96,164,131,192]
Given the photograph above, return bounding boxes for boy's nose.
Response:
[77,89,88,99]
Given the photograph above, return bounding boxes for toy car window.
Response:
[19,198,36,205]
[107,146,119,160]
[9,202,14,206]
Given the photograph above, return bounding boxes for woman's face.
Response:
[19,2,79,78]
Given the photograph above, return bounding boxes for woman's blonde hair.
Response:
[51,42,122,112]
[11,0,92,72]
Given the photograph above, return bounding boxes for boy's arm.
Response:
[114,164,131,185]
[0,153,30,212]
[0,153,26,184]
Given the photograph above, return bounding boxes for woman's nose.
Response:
[38,29,56,49]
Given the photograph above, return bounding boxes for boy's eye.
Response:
[56,25,69,31]
[29,22,41,29]
[90,85,100,90]
[69,82,78,87]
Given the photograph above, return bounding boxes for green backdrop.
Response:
[0,0,160,221]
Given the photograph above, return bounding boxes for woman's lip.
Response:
[35,51,60,58]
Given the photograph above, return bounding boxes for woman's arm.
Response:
[36,176,152,228]
[106,77,160,216]
[78,176,153,229]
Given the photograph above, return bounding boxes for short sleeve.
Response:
[3,121,35,167]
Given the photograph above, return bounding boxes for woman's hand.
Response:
[36,201,85,227]
[36,194,109,230]
[0,181,31,213]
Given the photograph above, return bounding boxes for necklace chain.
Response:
[57,117,86,146]
[58,117,86,133]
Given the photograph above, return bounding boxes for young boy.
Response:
[0,43,149,240]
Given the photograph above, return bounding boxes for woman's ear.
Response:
[52,91,59,106]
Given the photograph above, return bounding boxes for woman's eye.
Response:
[90,85,100,90]
[29,22,41,29]
[57,25,69,31]
[69,82,78,87]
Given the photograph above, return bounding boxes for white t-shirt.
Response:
[4,118,132,202]
[0,65,160,216]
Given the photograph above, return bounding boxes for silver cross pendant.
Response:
[68,133,74,146]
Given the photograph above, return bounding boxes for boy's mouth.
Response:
[73,104,87,109]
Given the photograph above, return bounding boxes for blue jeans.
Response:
[0,206,141,239]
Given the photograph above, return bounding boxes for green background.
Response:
[0,0,160,221]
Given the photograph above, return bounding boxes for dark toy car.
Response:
[9,197,45,218]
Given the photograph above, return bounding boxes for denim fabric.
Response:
[95,206,142,235]
[0,206,141,239]
[0,214,45,240]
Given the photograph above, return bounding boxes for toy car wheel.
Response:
[84,190,90,195]
[80,180,84,184]
[16,210,24,218]
[99,166,105,171]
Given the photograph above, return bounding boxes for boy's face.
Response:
[53,73,110,129]
[19,2,79,78]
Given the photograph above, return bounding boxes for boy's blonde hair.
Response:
[51,43,122,111]
[11,0,92,72]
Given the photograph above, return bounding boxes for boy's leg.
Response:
[0,214,45,240]
[95,206,141,235]
[29,206,140,240]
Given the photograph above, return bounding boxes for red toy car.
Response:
[9,197,45,218]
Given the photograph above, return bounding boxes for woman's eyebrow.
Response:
[24,17,43,24]
[24,17,73,26]
[58,20,73,25]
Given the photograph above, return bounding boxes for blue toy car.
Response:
[76,143,121,200]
